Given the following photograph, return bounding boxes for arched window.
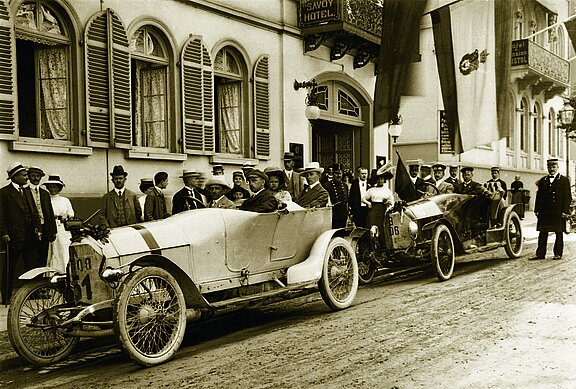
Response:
[15,0,73,141]
[129,26,171,149]
[532,103,541,154]
[214,46,247,155]
[520,98,528,152]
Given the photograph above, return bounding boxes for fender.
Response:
[286,229,338,284]
[19,266,64,280]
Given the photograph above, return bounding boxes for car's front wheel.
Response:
[430,224,455,281]
[504,211,523,259]
[353,234,376,284]
[319,237,358,310]
[8,278,79,366]
[113,266,186,366]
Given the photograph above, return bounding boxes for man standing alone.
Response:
[531,158,572,260]
[348,167,370,227]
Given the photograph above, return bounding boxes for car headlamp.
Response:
[408,221,418,240]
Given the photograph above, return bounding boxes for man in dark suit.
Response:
[454,167,486,195]
[26,166,57,268]
[323,163,349,228]
[348,167,370,227]
[99,165,142,229]
[531,158,572,260]
[144,171,169,221]
[297,162,329,208]
[444,165,461,188]
[415,164,436,196]
[240,169,278,213]
[172,169,206,214]
[484,166,508,226]
[0,163,39,304]
[283,152,304,201]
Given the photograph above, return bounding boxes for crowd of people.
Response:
[0,154,570,305]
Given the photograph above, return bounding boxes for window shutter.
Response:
[253,55,270,158]
[85,9,131,148]
[181,35,214,153]
[0,0,15,137]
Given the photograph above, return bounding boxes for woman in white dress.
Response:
[43,174,74,273]
[361,162,395,229]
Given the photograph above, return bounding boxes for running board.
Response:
[210,281,317,309]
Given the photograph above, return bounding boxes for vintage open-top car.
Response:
[7,206,358,366]
[351,192,524,284]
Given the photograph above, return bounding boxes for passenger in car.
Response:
[239,169,279,213]
[484,167,507,227]
[432,163,454,194]
[454,167,486,195]
[205,176,236,209]
[264,166,292,205]
[297,162,329,208]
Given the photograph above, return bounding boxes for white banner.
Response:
[451,0,498,151]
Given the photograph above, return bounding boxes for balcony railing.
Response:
[298,0,383,68]
[511,39,570,86]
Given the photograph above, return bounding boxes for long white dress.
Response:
[47,194,75,273]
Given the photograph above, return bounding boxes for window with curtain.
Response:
[15,1,71,140]
[130,27,169,149]
[214,47,245,155]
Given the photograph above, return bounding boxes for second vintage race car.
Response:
[7,206,358,367]
[350,192,524,284]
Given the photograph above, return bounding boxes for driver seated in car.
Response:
[239,169,279,213]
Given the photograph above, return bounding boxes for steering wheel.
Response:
[419,182,440,196]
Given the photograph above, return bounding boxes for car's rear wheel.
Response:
[504,211,523,259]
[430,224,454,281]
[319,237,358,310]
[8,278,78,366]
[354,234,375,284]
[113,267,186,366]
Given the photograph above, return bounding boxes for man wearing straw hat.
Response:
[0,163,38,304]
[172,169,206,214]
[205,176,236,209]
[297,162,329,208]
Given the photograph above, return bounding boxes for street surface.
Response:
[0,212,576,388]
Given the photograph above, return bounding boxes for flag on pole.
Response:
[432,0,502,153]
[374,0,426,127]
[394,151,420,202]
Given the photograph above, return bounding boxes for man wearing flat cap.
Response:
[323,163,350,227]
[432,163,454,194]
[484,166,508,227]
[283,152,304,201]
[0,163,43,304]
[172,169,206,214]
[297,162,329,208]
[240,169,278,213]
[531,158,572,260]
[455,167,485,195]
[99,165,142,229]
[416,164,437,197]
[26,166,57,268]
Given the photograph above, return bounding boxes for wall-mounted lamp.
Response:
[388,114,403,143]
[294,79,321,121]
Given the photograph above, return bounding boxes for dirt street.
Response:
[0,222,575,388]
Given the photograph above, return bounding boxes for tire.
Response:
[430,224,455,281]
[504,211,523,259]
[113,267,186,366]
[318,237,358,311]
[354,234,375,284]
[8,278,78,366]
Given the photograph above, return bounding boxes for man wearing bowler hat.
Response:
[283,152,304,201]
[0,163,38,304]
[240,169,278,213]
[531,158,572,260]
[99,165,142,229]
[172,169,206,214]
[297,162,329,208]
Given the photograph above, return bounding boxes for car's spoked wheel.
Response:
[8,278,78,366]
[354,234,375,284]
[504,211,523,259]
[319,237,358,311]
[430,224,455,281]
[113,267,186,366]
